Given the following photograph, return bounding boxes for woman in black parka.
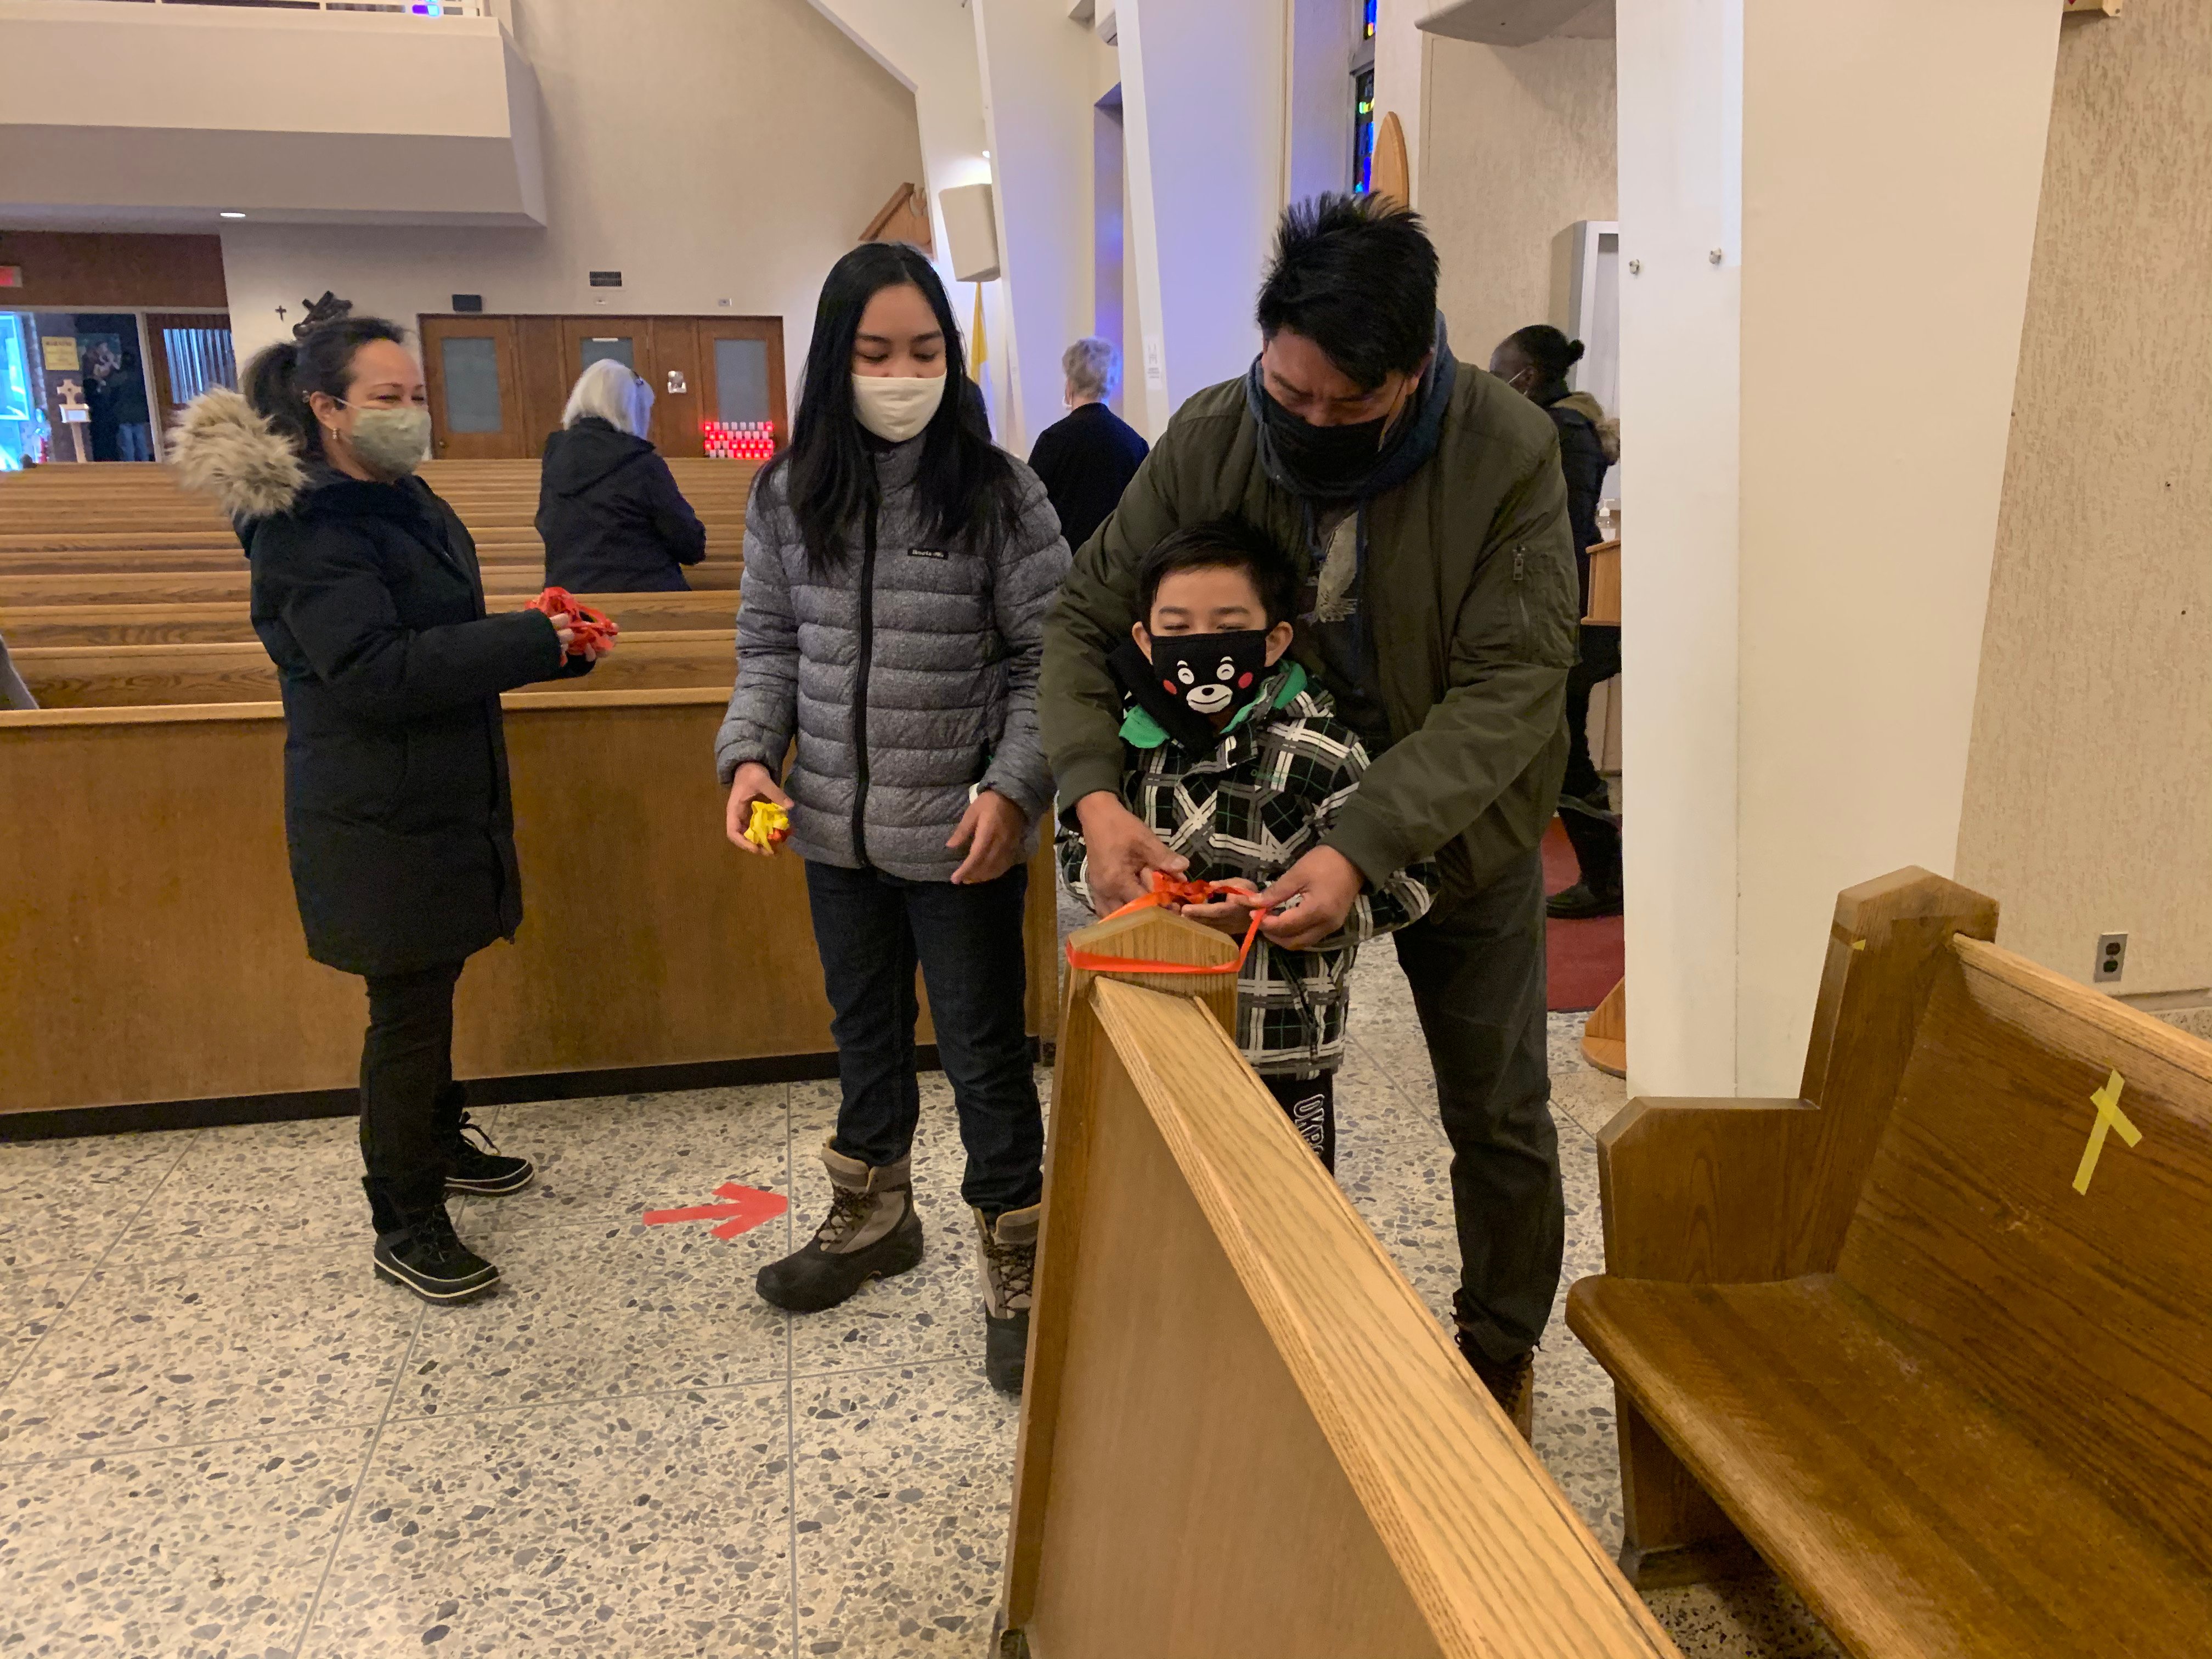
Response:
[171,317,612,1306]
[537,358,708,592]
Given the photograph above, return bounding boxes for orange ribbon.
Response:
[531,586,620,658]
[1063,871,1269,977]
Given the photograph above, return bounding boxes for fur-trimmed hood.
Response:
[168,387,308,521]
[1552,390,1621,466]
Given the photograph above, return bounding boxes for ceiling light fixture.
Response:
[219,211,246,219]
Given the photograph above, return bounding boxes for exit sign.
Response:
[0,266,20,288]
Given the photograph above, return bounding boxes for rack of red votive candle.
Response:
[702,420,778,460]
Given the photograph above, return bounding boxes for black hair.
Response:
[768,241,1015,568]
[1136,518,1300,631]
[1499,324,1585,384]
[1255,193,1439,391]
[241,315,408,462]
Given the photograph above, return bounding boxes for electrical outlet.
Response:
[2094,932,2128,984]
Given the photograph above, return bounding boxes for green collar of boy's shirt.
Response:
[1119,660,1308,752]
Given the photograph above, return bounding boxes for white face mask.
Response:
[851,373,945,443]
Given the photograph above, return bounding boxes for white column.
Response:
[1620,0,2061,1097]
[1115,0,1288,429]
[972,0,1104,453]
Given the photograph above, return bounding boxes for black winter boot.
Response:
[435,1083,535,1196]
[365,1175,500,1305]
[755,1141,924,1313]
[975,1203,1039,1394]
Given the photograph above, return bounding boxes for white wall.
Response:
[973,0,1114,452]
[1616,0,1742,1097]
[1116,0,1287,431]
[1621,0,2061,1097]
[224,0,927,409]
[1286,0,1365,204]
[1421,33,1615,360]
[1372,0,1428,200]
[801,0,1012,432]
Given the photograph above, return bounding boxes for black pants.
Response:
[359,960,466,1203]
[1262,1071,1336,1172]
[804,860,1044,1218]
[1392,850,1562,1364]
[1560,625,1622,898]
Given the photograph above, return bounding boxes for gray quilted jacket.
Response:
[714,436,1071,881]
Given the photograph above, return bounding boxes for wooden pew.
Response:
[0,590,737,648]
[998,939,1681,1658]
[10,629,737,707]
[1565,868,2212,1658]
[0,688,1057,1118]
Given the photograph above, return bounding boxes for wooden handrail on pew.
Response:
[997,913,1681,1659]
[9,630,738,707]
[0,688,1057,1119]
[0,590,738,647]
[1565,867,2212,1657]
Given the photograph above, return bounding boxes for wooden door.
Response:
[420,315,528,460]
[693,317,788,459]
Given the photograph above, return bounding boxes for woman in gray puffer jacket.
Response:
[715,244,1070,1393]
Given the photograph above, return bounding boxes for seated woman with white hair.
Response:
[537,357,709,592]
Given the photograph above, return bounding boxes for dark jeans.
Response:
[1560,625,1622,897]
[1261,1070,1335,1173]
[1393,849,1563,1364]
[804,860,1044,1218]
[359,960,466,1197]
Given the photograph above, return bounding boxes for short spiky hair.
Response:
[1256,193,1439,391]
[1137,518,1300,630]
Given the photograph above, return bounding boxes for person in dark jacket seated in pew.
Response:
[171,317,613,1307]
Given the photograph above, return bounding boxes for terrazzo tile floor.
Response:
[2,947,1842,1658]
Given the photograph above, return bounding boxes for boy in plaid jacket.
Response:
[1060,518,1436,1169]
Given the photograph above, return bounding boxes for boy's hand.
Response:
[1177,878,1260,937]
[1074,791,1187,913]
[1255,847,1364,948]
[948,789,1028,885]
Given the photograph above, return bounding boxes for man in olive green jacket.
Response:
[1039,195,1580,1430]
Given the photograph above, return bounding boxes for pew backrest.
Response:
[1837,933,2212,1576]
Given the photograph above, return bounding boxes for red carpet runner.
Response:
[1542,816,1624,1014]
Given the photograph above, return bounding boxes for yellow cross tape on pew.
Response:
[2072,1068,2142,1195]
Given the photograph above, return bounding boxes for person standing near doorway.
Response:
[1041,194,1579,1436]
[717,242,1068,1393]
[171,317,610,1306]
[1025,337,1149,552]
[1491,324,1621,919]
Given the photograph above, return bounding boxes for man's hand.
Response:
[1177,877,1261,938]
[948,790,1028,885]
[724,761,792,855]
[1254,845,1365,949]
[1073,791,1187,915]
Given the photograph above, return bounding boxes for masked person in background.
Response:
[1040,194,1580,1438]
[716,243,1069,1393]
[171,317,610,1307]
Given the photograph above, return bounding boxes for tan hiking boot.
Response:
[975,1203,1040,1393]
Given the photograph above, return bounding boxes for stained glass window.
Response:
[1352,66,1376,194]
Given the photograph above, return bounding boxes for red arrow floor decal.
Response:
[641,1182,789,1240]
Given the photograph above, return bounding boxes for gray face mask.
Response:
[341,404,431,479]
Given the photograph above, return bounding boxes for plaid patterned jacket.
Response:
[1060,661,1436,1076]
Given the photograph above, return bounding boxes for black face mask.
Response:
[1257,390,1393,496]
[1149,629,1271,724]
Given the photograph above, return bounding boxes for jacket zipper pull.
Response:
[1514,548,1526,581]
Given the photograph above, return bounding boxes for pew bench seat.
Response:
[1567,1273,2212,1659]
[1567,870,2212,1659]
